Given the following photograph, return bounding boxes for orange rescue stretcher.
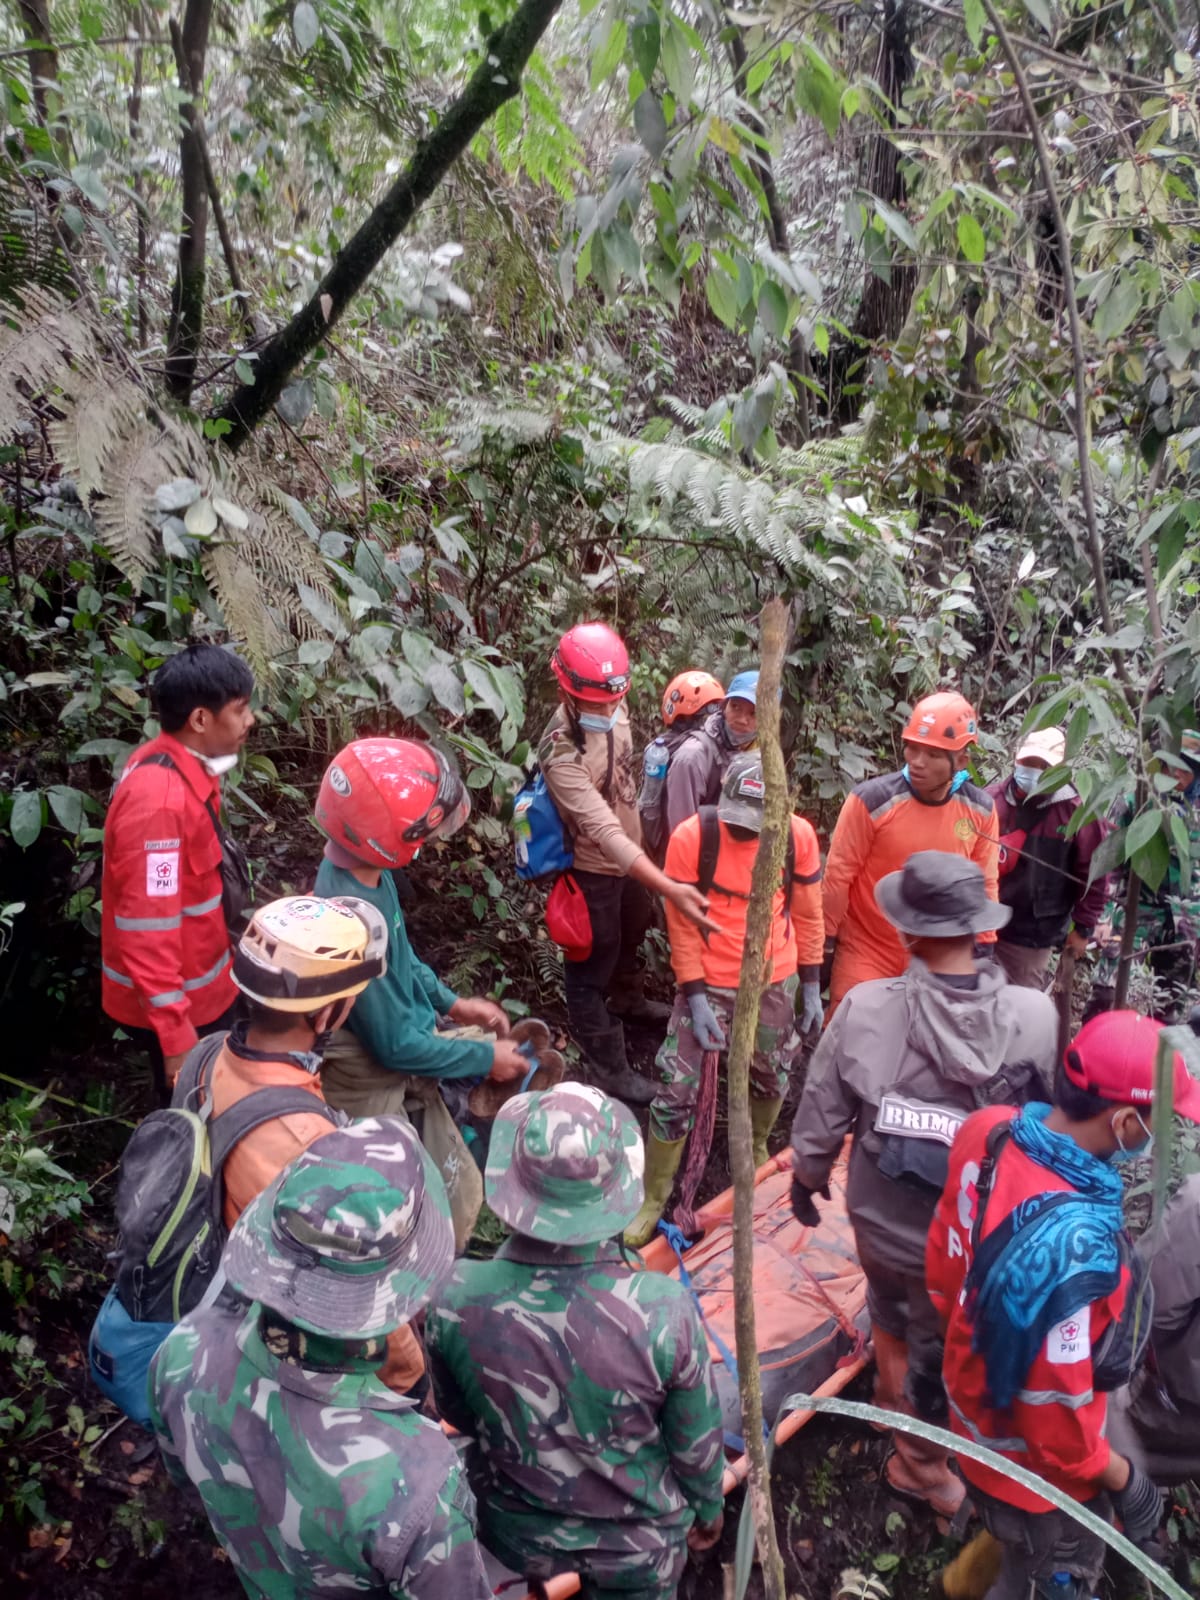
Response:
[495,1141,871,1600]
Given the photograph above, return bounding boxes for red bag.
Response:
[545,871,592,962]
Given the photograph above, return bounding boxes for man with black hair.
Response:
[101,642,254,1097]
[927,1011,1200,1599]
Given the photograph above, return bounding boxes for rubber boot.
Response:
[750,1095,784,1169]
[624,1134,687,1247]
[934,1531,1003,1600]
[608,970,672,1026]
[578,1023,655,1107]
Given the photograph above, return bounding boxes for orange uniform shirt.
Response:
[203,1037,426,1393]
[822,770,999,1009]
[664,813,824,991]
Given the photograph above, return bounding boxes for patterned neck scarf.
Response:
[964,1103,1125,1410]
[260,1311,386,1373]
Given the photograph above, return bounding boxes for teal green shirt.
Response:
[314,859,492,1079]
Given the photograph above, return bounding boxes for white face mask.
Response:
[1012,764,1043,795]
[201,752,239,777]
[578,708,619,734]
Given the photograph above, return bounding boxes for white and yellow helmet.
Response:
[233,896,388,1014]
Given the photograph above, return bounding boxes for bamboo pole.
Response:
[723,596,791,1599]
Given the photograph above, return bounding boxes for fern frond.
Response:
[49,377,145,500]
[201,540,289,673]
[0,288,95,437]
[93,420,209,584]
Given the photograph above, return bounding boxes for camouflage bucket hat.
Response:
[223,1117,454,1338]
[486,1083,645,1245]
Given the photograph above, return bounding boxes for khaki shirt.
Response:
[539,704,644,876]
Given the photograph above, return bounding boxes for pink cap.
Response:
[1063,1010,1200,1122]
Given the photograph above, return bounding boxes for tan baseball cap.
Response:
[1015,726,1066,766]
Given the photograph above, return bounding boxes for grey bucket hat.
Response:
[875,850,1011,938]
[486,1083,645,1245]
[223,1117,454,1339]
[718,751,767,833]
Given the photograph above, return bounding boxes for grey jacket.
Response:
[790,957,1057,1277]
[662,712,737,840]
[1109,1174,1200,1482]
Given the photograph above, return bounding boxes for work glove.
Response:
[799,980,823,1035]
[790,1175,829,1230]
[1112,1461,1164,1548]
[687,992,727,1052]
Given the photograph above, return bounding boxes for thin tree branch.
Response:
[726,595,791,1600]
[979,0,1131,693]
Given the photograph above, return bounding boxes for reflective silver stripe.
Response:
[102,963,134,988]
[149,988,186,1008]
[1015,1387,1095,1410]
[183,950,232,992]
[114,913,182,932]
[948,1396,1027,1453]
[182,894,222,918]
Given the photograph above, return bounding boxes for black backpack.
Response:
[695,805,796,900]
[112,1033,339,1323]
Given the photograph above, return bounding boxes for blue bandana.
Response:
[964,1104,1125,1410]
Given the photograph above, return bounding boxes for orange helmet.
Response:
[902,691,979,752]
[315,738,470,870]
[661,670,724,726]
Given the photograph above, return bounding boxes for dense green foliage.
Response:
[1,0,1200,1586]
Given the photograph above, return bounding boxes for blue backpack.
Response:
[88,1034,338,1426]
[512,769,574,882]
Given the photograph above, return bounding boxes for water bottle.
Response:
[640,737,670,817]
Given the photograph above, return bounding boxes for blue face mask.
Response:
[725,724,755,748]
[1110,1109,1153,1163]
[578,708,619,734]
[1013,764,1043,795]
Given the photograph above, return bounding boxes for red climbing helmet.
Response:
[661,670,725,726]
[551,622,631,705]
[314,738,470,870]
[902,691,979,753]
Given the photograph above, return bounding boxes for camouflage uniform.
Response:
[651,975,799,1144]
[426,1085,725,1599]
[150,1301,489,1600]
[148,1118,490,1600]
[1092,791,1200,1020]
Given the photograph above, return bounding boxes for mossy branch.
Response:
[725,594,790,1600]
[213,0,563,448]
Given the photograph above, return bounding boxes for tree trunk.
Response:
[164,0,215,405]
[725,595,790,1600]
[17,0,59,141]
[827,0,915,420]
[213,0,564,449]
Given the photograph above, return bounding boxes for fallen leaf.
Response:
[53,1537,73,1564]
[126,1466,154,1486]
[119,1441,135,1456]
[28,1526,54,1549]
